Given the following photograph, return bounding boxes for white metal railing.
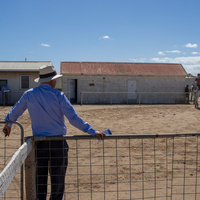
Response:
[0,90,190,106]
[80,92,188,105]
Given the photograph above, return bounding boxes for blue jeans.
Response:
[35,140,68,200]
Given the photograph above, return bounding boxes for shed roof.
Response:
[0,61,52,72]
[61,62,187,76]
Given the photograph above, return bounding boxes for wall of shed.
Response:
[62,75,186,104]
[0,72,39,105]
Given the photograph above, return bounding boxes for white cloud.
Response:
[151,56,200,65]
[129,58,147,62]
[184,65,200,76]
[129,56,200,75]
[100,35,111,40]
[192,52,200,55]
[166,50,181,54]
[158,51,165,55]
[158,50,181,56]
[150,56,200,75]
[40,43,51,47]
[185,43,198,48]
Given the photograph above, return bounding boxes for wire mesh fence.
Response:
[1,132,200,199]
[23,134,200,200]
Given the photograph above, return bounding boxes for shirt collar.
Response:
[40,83,52,88]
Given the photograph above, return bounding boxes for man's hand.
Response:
[3,125,11,137]
[95,132,107,140]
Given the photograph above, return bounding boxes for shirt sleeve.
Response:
[4,92,28,124]
[60,94,97,136]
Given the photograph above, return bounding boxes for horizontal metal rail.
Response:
[27,132,200,142]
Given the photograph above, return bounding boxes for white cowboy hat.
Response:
[34,65,63,83]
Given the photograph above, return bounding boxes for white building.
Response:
[61,62,188,104]
[0,61,52,105]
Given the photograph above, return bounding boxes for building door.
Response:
[67,79,77,103]
[128,80,137,103]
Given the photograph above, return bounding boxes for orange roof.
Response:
[61,62,187,76]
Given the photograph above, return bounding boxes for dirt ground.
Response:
[0,104,199,137]
[1,104,200,199]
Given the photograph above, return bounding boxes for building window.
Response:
[21,75,29,89]
[0,80,7,91]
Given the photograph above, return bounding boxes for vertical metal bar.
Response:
[171,137,175,199]
[14,122,24,200]
[154,138,156,199]
[63,140,66,200]
[89,140,92,200]
[195,136,199,200]
[183,136,187,200]
[129,138,132,199]
[4,136,6,167]
[142,138,144,200]
[103,140,106,200]
[49,140,51,198]
[76,140,79,200]
[80,92,83,105]
[116,139,119,199]
[166,138,168,200]
[139,93,141,105]
[4,136,6,200]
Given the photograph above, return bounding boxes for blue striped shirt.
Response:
[4,83,97,136]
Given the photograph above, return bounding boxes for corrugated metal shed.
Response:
[0,61,52,72]
[61,62,187,76]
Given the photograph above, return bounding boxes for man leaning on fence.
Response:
[2,65,106,200]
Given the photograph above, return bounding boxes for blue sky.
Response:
[1,0,200,75]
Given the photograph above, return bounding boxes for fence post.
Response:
[25,138,36,200]
[81,92,83,105]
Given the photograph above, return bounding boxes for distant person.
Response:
[3,65,107,200]
[195,74,200,89]
[190,84,194,101]
[2,83,10,106]
[193,81,200,108]
[194,74,200,107]
[185,85,189,104]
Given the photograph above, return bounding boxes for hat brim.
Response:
[34,74,63,83]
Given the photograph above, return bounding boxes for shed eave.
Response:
[62,73,186,77]
[0,70,39,72]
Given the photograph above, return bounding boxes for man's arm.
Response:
[3,92,28,137]
[61,94,107,139]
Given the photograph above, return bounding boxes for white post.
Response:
[25,140,36,200]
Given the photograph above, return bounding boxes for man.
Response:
[194,74,200,108]
[184,84,189,104]
[3,65,106,200]
[2,83,10,106]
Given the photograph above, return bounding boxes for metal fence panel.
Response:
[29,134,200,200]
